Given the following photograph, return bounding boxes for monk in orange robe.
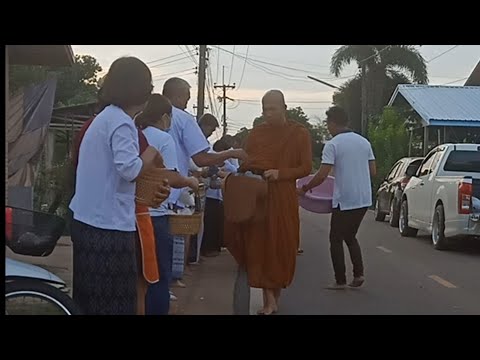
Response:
[225,90,312,315]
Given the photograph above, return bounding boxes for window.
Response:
[418,152,437,177]
[429,150,444,175]
[387,162,402,181]
[444,150,480,173]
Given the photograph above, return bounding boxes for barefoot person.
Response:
[225,90,312,315]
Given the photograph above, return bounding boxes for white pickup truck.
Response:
[399,143,480,250]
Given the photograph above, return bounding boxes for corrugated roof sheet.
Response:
[388,84,480,127]
[8,45,74,67]
[465,61,480,86]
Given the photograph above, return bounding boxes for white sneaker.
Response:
[169,291,178,301]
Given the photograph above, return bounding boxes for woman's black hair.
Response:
[98,57,153,111]
[135,93,172,129]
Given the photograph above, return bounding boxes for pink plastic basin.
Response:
[296,175,334,214]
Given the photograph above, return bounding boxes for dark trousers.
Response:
[329,207,367,284]
[146,216,173,315]
[201,198,224,254]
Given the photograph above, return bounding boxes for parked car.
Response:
[375,157,423,227]
[400,143,480,250]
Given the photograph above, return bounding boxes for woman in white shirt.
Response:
[70,57,168,315]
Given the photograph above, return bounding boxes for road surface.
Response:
[251,208,480,315]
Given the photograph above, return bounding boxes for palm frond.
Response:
[380,45,428,84]
[330,45,375,77]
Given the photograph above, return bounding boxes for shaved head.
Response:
[162,77,191,110]
[262,89,287,124]
[262,89,286,106]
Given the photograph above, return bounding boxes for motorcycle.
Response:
[5,206,82,315]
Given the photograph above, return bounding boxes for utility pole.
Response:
[214,66,235,136]
[307,75,339,89]
[196,45,207,120]
[360,63,368,137]
[193,104,209,117]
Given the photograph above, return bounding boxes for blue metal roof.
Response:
[388,84,480,127]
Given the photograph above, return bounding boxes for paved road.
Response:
[263,209,480,315]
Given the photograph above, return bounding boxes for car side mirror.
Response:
[406,164,418,177]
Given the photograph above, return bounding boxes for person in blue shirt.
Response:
[161,77,248,175]
[135,93,199,315]
[161,78,248,286]
[201,137,238,257]
[70,57,169,315]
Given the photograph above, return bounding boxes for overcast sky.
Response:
[72,45,480,140]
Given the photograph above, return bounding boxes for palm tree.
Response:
[333,69,413,133]
[330,45,428,132]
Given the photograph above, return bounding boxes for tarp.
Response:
[8,77,57,187]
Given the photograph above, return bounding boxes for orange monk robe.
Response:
[225,120,312,289]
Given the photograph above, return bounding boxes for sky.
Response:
[72,45,480,141]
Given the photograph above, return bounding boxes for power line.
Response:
[430,74,473,79]
[149,55,192,69]
[236,98,332,104]
[223,47,332,69]
[205,63,217,117]
[357,45,392,64]
[177,45,198,66]
[152,67,196,80]
[213,45,355,82]
[442,76,468,85]
[427,45,460,63]
[150,59,192,71]
[152,69,196,83]
[146,52,185,65]
[216,46,309,82]
[237,45,250,90]
[227,101,241,110]
[204,48,219,118]
[229,45,236,84]
[234,52,333,77]
[216,47,221,83]
[214,66,236,136]
[214,45,306,77]
[186,45,199,65]
[214,45,304,80]
[245,59,313,82]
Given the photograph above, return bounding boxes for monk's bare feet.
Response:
[257,305,278,315]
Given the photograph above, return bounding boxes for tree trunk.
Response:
[361,64,368,137]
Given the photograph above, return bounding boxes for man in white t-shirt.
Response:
[298,106,376,290]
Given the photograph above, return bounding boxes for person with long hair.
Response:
[70,57,169,315]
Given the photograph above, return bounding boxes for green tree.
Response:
[239,106,329,170]
[332,71,411,133]
[9,54,102,106]
[253,106,312,130]
[368,106,410,193]
[232,126,251,148]
[330,45,428,123]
